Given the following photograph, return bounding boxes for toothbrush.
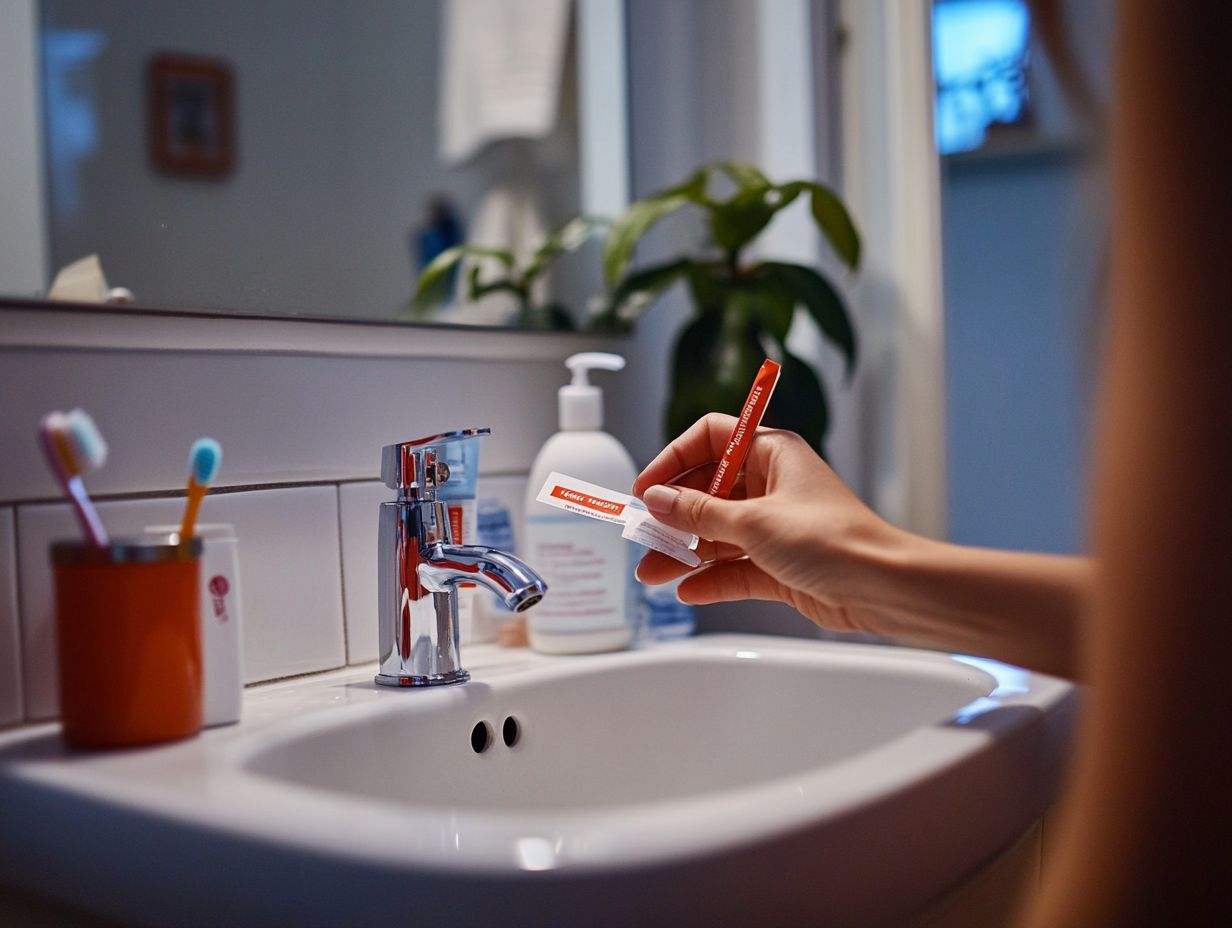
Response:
[38,409,110,546]
[178,438,222,542]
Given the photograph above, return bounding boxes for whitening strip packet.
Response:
[536,472,701,567]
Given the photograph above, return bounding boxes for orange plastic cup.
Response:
[52,538,204,749]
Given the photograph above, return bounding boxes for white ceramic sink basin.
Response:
[248,646,1001,810]
[0,635,1075,927]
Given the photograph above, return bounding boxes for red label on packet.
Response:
[708,359,782,499]
[549,484,627,517]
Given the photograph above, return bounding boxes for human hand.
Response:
[632,413,901,635]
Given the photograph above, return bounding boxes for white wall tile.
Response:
[0,347,569,503]
[17,486,345,719]
[0,508,22,726]
[338,481,387,666]
[201,486,346,684]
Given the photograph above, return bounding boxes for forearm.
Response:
[848,530,1092,678]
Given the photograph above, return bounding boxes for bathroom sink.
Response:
[246,647,998,810]
[0,636,1075,927]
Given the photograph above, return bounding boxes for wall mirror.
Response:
[5,0,628,330]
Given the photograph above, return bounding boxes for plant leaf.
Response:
[808,183,861,270]
[768,349,829,455]
[772,180,811,211]
[710,185,779,254]
[604,196,694,285]
[665,308,765,443]
[727,284,794,344]
[599,257,694,328]
[658,166,712,202]
[753,262,857,376]
[413,245,515,312]
[523,215,609,282]
[665,312,718,441]
[469,278,525,303]
[713,161,771,191]
[685,261,729,311]
[602,169,709,284]
[521,302,577,331]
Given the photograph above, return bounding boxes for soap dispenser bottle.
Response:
[524,352,638,653]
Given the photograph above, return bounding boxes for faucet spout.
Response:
[376,429,544,687]
[419,543,547,613]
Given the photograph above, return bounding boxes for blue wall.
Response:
[941,150,1098,554]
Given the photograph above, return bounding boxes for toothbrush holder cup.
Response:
[51,538,204,749]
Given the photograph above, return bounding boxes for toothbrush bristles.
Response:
[37,409,109,546]
[62,409,108,473]
[188,437,223,486]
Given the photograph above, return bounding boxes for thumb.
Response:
[641,484,744,544]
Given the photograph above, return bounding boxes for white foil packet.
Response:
[535,472,701,567]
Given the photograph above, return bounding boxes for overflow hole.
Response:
[502,716,521,748]
[471,721,493,754]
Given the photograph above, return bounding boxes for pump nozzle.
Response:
[565,352,625,386]
[560,353,625,431]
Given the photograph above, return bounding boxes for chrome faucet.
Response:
[376,428,546,687]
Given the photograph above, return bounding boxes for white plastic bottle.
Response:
[524,352,638,653]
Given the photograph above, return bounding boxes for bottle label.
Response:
[526,517,629,633]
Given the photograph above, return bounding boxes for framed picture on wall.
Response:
[148,53,235,178]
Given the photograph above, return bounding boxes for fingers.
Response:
[635,538,745,584]
[633,413,739,496]
[641,483,747,547]
[635,551,693,585]
[677,558,785,605]
[668,467,719,494]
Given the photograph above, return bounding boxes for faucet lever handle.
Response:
[380,427,490,498]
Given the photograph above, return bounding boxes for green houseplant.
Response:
[595,162,860,454]
[408,216,607,331]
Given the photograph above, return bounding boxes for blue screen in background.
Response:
[933,0,1032,155]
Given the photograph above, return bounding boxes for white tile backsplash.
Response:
[194,486,346,684]
[0,348,567,502]
[0,508,22,726]
[338,481,387,666]
[17,486,346,719]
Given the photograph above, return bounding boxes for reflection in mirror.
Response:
[21,0,625,328]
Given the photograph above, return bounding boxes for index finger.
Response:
[633,413,739,496]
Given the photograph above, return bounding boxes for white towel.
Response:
[439,0,572,165]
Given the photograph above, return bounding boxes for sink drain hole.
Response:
[502,716,521,748]
[471,721,493,754]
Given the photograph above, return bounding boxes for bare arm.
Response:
[635,415,1090,678]
[1026,3,1232,924]
[856,534,1090,679]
